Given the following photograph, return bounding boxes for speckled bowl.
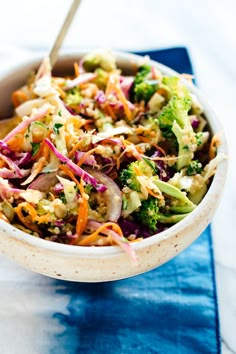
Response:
[0,51,227,282]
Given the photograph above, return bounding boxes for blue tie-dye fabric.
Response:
[50,49,221,354]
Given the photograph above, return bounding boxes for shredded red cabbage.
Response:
[3,104,50,143]
[74,151,97,166]
[45,139,106,192]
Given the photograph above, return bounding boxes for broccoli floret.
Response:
[134,80,158,103]
[186,160,203,176]
[64,87,81,106]
[94,68,109,90]
[131,65,158,103]
[119,159,156,192]
[120,168,140,191]
[135,65,152,84]
[83,50,116,72]
[158,96,196,170]
[158,96,191,129]
[134,197,159,232]
[161,76,190,100]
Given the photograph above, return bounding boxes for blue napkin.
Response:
[51,48,220,354]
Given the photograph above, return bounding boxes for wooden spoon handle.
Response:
[49,0,82,68]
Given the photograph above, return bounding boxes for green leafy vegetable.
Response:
[83,50,116,72]
[134,197,159,232]
[94,68,109,89]
[119,159,156,192]
[131,65,158,103]
[158,95,196,170]
[65,87,81,106]
[53,123,63,134]
[186,160,203,176]
[31,142,40,156]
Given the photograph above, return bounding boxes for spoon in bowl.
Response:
[0,0,82,138]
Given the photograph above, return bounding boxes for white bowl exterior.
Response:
[0,51,227,282]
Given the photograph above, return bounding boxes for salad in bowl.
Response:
[0,50,226,280]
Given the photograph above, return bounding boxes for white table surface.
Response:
[0,0,235,353]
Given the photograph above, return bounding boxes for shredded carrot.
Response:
[153,145,166,156]
[74,62,80,77]
[0,160,6,168]
[133,165,141,176]
[78,222,123,246]
[32,140,49,170]
[106,73,132,120]
[146,187,163,200]
[76,147,97,167]
[36,213,51,224]
[69,141,83,158]
[105,104,116,120]
[209,134,221,160]
[7,134,25,152]
[59,165,88,241]
[12,90,27,107]
[130,238,143,243]
[115,87,132,121]
[31,139,50,161]
[80,119,94,128]
[40,140,50,159]
[105,73,115,95]
[56,85,66,98]
[157,87,169,98]
[15,202,40,234]
[21,156,46,186]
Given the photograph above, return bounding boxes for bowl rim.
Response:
[0,50,228,257]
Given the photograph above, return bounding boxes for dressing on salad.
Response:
[0,50,224,259]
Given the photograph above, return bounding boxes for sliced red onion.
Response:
[0,141,12,154]
[45,139,106,192]
[28,172,58,192]
[0,152,30,178]
[149,150,172,182]
[84,167,122,222]
[95,90,106,104]
[64,103,77,116]
[190,115,200,129]
[64,73,97,91]
[0,178,21,199]
[87,220,137,262]
[74,151,97,166]
[15,152,32,167]
[53,182,64,194]
[3,104,50,143]
[79,57,85,73]
[128,101,135,110]
[54,220,65,227]
[0,168,29,179]
[120,76,134,98]
[151,66,156,79]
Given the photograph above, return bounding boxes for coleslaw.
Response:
[0,50,224,258]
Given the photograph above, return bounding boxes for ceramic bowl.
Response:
[0,51,227,282]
